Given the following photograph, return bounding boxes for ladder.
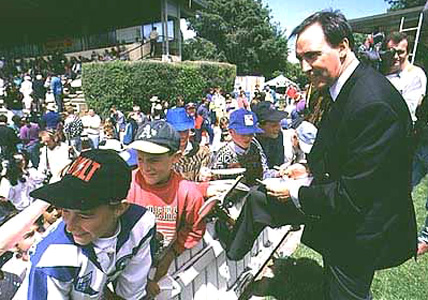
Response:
[399,11,424,64]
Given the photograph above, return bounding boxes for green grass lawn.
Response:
[259,178,428,300]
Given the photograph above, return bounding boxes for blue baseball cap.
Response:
[229,108,264,135]
[166,108,195,132]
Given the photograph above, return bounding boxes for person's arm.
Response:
[252,139,279,179]
[211,145,235,170]
[403,70,427,115]
[14,269,72,300]
[145,244,177,298]
[114,223,155,300]
[18,127,27,143]
[174,188,206,253]
[0,200,49,256]
[93,116,102,130]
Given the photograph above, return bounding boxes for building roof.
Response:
[349,5,426,34]
[0,0,206,47]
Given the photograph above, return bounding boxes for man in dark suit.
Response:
[266,11,417,299]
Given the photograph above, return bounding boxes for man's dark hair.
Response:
[384,31,410,52]
[290,10,355,50]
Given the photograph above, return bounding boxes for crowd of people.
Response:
[0,9,427,300]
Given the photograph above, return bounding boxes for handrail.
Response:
[119,40,150,57]
[119,35,169,59]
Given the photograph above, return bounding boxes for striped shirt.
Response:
[14,204,156,300]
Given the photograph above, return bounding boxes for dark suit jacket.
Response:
[299,63,417,271]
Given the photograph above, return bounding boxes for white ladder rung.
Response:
[399,11,423,64]
[401,27,419,32]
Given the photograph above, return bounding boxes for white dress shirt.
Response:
[289,59,360,206]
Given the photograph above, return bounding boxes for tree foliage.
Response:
[182,37,226,61]
[385,0,426,10]
[186,0,289,77]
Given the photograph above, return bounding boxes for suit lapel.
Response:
[308,63,366,176]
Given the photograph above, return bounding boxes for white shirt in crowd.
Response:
[81,114,101,136]
[38,143,72,183]
[386,64,427,122]
[0,77,4,96]
[0,168,44,211]
[20,77,33,111]
[149,29,159,41]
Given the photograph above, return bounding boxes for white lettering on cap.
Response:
[244,114,254,126]
[138,124,158,139]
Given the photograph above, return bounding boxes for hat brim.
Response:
[30,176,106,210]
[298,138,313,154]
[261,110,287,122]
[128,140,170,154]
[172,122,194,132]
[230,126,264,135]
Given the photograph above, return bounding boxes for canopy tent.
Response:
[264,75,297,88]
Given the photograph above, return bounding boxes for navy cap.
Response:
[253,101,287,122]
[166,108,195,132]
[229,108,264,135]
[129,120,180,154]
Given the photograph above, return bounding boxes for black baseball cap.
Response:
[30,149,131,210]
[253,101,287,122]
[129,120,180,154]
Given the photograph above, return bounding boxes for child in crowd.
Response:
[166,107,211,182]
[14,149,156,299]
[127,120,206,299]
[0,153,45,211]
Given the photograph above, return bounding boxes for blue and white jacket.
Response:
[14,204,156,300]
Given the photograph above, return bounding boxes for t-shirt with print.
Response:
[126,170,205,256]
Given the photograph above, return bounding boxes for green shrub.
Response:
[82,60,236,116]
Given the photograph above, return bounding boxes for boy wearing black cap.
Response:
[253,102,288,169]
[14,149,156,300]
[126,120,205,298]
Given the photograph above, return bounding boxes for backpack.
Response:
[123,119,138,145]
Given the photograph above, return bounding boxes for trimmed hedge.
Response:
[82,60,236,116]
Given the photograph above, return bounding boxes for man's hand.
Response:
[281,163,308,179]
[266,183,291,203]
[199,167,212,182]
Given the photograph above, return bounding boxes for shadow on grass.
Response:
[250,257,324,300]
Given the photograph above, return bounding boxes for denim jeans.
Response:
[88,134,100,149]
[24,143,40,169]
[69,137,82,157]
[412,136,428,242]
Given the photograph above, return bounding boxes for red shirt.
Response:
[127,170,206,253]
